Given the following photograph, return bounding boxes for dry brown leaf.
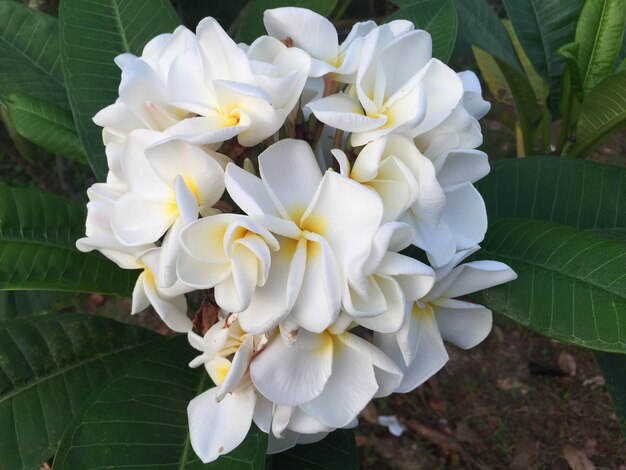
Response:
[497,377,529,394]
[562,445,596,470]
[558,352,577,376]
[509,439,538,470]
[360,402,378,425]
[454,422,486,453]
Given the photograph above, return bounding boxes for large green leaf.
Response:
[574,0,625,94]
[266,429,357,469]
[5,93,86,164]
[572,70,626,157]
[235,0,338,44]
[54,335,268,469]
[0,313,160,470]
[386,0,457,63]
[502,0,584,116]
[0,184,138,295]
[59,0,180,180]
[476,156,626,230]
[471,217,626,353]
[0,0,68,108]
[0,290,79,320]
[454,0,522,74]
[595,351,626,434]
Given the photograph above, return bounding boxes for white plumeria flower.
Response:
[187,316,267,463]
[414,71,491,161]
[108,130,227,287]
[243,35,311,115]
[131,247,193,332]
[334,134,476,268]
[110,130,225,242]
[375,247,517,393]
[306,25,464,147]
[76,182,192,331]
[263,7,377,82]
[250,321,402,428]
[224,139,384,334]
[163,17,309,147]
[333,134,445,224]
[95,19,310,149]
[94,26,200,144]
[76,182,153,269]
[178,214,280,313]
[341,222,434,334]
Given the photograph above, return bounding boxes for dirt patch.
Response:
[357,317,626,469]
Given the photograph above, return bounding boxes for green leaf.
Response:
[595,351,626,434]
[574,0,625,94]
[0,184,138,295]
[54,335,268,469]
[235,0,338,44]
[503,20,549,105]
[266,429,357,469]
[494,56,541,155]
[454,0,523,74]
[5,93,86,164]
[572,71,626,157]
[59,0,180,180]
[472,47,539,155]
[0,313,160,470]
[386,0,457,63]
[0,290,79,320]
[471,217,626,353]
[0,0,68,108]
[502,0,584,116]
[475,156,626,230]
[472,46,513,105]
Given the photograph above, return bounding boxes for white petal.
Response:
[435,150,489,188]
[263,7,338,62]
[433,298,493,349]
[197,17,254,83]
[441,183,487,250]
[146,139,225,207]
[217,335,254,399]
[237,237,299,334]
[142,268,192,332]
[443,260,517,299]
[112,192,174,246]
[302,172,383,281]
[408,59,464,136]
[300,334,379,428]
[396,311,448,393]
[306,94,386,132]
[252,394,273,433]
[163,115,247,145]
[250,331,333,406]
[354,276,406,333]
[188,386,256,463]
[288,408,332,434]
[290,233,341,333]
[258,139,322,222]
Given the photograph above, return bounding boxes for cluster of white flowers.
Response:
[77,7,516,463]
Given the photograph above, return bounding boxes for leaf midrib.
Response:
[111,0,131,53]
[482,231,626,301]
[0,336,161,406]
[0,5,63,87]
[178,372,209,469]
[581,0,610,87]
